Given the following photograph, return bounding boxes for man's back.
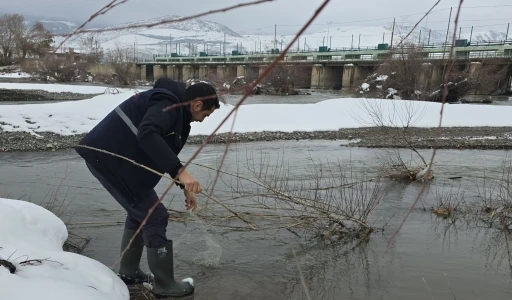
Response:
[75,79,189,202]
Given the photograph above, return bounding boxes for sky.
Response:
[1,0,511,35]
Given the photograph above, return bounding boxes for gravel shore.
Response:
[0,89,102,101]
[2,127,512,152]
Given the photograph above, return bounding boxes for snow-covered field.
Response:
[0,83,511,136]
[0,198,129,300]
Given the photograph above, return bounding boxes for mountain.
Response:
[28,15,508,60]
[24,18,79,35]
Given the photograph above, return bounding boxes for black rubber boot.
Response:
[117,228,154,285]
[147,240,195,298]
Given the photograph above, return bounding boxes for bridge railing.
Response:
[149,39,512,60]
[141,49,512,64]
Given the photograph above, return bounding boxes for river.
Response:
[1,140,512,300]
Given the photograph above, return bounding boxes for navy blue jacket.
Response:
[75,79,191,205]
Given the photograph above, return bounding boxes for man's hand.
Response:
[184,190,198,211]
[178,169,202,194]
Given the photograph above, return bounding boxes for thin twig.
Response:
[387,0,465,250]
[76,0,331,271]
[396,0,442,47]
[54,0,131,51]
[423,277,436,300]
[292,249,312,300]
[74,145,255,230]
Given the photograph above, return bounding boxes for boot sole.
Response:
[118,274,154,286]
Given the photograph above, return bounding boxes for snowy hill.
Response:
[25,19,79,35]
[38,15,508,60]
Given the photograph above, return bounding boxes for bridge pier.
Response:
[311,64,343,90]
[469,62,481,76]
[183,65,193,81]
[342,64,355,90]
[431,65,442,87]
[166,65,180,81]
[236,65,246,78]
[418,63,433,91]
[135,65,142,81]
[199,65,208,79]
[153,65,165,80]
[140,65,147,81]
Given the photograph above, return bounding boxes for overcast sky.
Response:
[1,0,511,34]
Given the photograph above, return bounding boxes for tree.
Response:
[78,34,103,64]
[0,13,24,66]
[0,14,53,66]
[102,43,136,85]
[17,21,53,61]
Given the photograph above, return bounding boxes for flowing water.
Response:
[1,140,512,300]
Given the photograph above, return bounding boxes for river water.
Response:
[1,140,512,300]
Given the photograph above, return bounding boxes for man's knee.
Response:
[142,205,169,248]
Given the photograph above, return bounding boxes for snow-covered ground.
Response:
[0,198,129,300]
[0,83,511,136]
[0,83,140,94]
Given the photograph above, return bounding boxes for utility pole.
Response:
[427,29,431,45]
[223,33,226,56]
[274,24,277,50]
[444,7,453,47]
[390,18,396,48]
[169,34,172,53]
[458,27,462,40]
[419,30,422,45]
[326,21,333,48]
[443,7,453,64]
[358,34,361,49]
[506,23,510,42]
[469,26,473,43]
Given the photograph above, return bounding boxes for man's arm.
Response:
[136,94,184,180]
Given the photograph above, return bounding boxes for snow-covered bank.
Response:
[0,83,138,94]
[0,198,129,300]
[1,90,512,136]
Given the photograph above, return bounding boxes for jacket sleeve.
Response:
[136,94,184,183]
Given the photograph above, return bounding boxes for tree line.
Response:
[0,13,53,66]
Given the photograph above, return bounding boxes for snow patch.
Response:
[376,75,388,81]
[0,198,129,300]
[3,83,512,135]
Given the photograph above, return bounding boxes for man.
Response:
[75,78,219,298]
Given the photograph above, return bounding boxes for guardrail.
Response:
[141,50,512,64]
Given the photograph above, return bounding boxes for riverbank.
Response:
[2,126,512,152]
[0,88,102,101]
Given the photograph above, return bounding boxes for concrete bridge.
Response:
[134,43,512,90]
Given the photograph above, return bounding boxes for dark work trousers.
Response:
[86,162,169,248]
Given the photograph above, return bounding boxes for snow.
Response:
[0,83,139,94]
[361,83,370,92]
[2,86,512,135]
[376,75,388,81]
[0,198,129,300]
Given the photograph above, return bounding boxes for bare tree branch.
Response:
[387,0,465,250]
